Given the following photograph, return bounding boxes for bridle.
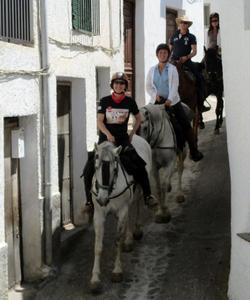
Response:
[92,150,134,206]
[141,106,175,150]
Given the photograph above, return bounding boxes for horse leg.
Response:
[112,208,128,282]
[218,95,224,127]
[154,164,172,224]
[215,94,224,134]
[176,151,186,203]
[90,207,105,293]
[123,190,137,252]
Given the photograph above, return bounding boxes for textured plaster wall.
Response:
[0,0,42,291]
[182,0,204,62]
[216,1,250,299]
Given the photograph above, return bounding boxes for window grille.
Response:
[72,0,100,35]
[0,0,32,43]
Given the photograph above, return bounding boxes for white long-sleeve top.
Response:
[146,62,180,106]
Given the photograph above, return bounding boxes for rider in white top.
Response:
[146,43,203,162]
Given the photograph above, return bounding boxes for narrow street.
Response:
[23,97,230,300]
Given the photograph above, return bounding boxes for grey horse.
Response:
[139,104,186,223]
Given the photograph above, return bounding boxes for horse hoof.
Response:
[123,242,133,252]
[133,229,143,240]
[90,281,102,294]
[155,212,171,224]
[167,184,172,192]
[176,195,185,203]
[111,272,123,283]
[214,129,220,135]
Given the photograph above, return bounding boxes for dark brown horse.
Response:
[203,47,224,134]
[172,61,200,140]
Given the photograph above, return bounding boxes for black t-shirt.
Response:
[97,95,139,141]
[170,30,197,60]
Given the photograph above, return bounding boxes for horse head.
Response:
[140,104,165,147]
[204,47,222,81]
[94,142,121,206]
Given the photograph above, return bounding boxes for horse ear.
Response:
[113,145,122,156]
[94,143,98,151]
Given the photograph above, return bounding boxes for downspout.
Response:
[38,0,53,265]
[108,0,113,50]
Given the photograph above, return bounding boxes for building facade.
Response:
[205,0,250,299]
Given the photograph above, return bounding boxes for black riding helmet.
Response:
[110,72,128,90]
[156,43,171,56]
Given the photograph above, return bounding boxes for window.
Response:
[72,0,100,35]
[0,0,32,43]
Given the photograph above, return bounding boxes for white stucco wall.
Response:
[0,0,43,291]
[183,0,204,61]
[214,1,250,299]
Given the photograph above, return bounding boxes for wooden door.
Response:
[124,0,135,97]
[166,9,177,44]
[57,83,73,227]
[4,118,22,288]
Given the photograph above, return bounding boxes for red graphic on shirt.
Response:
[105,108,129,124]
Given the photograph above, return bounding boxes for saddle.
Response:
[120,146,146,175]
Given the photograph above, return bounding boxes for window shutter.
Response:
[92,0,100,35]
[72,0,80,29]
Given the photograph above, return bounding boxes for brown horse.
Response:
[172,61,200,140]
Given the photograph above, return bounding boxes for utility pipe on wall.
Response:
[39,0,53,265]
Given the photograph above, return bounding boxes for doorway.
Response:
[124,0,135,97]
[57,82,73,228]
[166,9,177,44]
[4,117,22,288]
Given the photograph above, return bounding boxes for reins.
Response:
[92,154,134,204]
[142,106,176,150]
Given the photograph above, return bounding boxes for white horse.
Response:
[139,104,186,223]
[90,135,151,293]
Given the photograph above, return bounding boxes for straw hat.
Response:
[176,15,193,28]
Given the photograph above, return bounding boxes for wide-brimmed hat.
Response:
[176,15,193,28]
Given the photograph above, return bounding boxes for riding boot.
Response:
[133,168,158,208]
[82,152,95,208]
[185,128,204,162]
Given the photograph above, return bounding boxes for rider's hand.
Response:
[180,56,189,64]
[164,100,172,107]
[106,133,115,143]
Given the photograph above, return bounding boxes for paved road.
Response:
[17,97,231,300]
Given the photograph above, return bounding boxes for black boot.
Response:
[82,152,95,209]
[185,128,204,162]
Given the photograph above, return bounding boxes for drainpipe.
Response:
[38,0,53,265]
[108,0,113,50]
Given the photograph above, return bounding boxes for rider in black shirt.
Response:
[170,15,210,129]
[83,72,157,211]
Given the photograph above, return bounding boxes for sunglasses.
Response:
[114,80,126,85]
[211,19,218,23]
[180,21,189,25]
